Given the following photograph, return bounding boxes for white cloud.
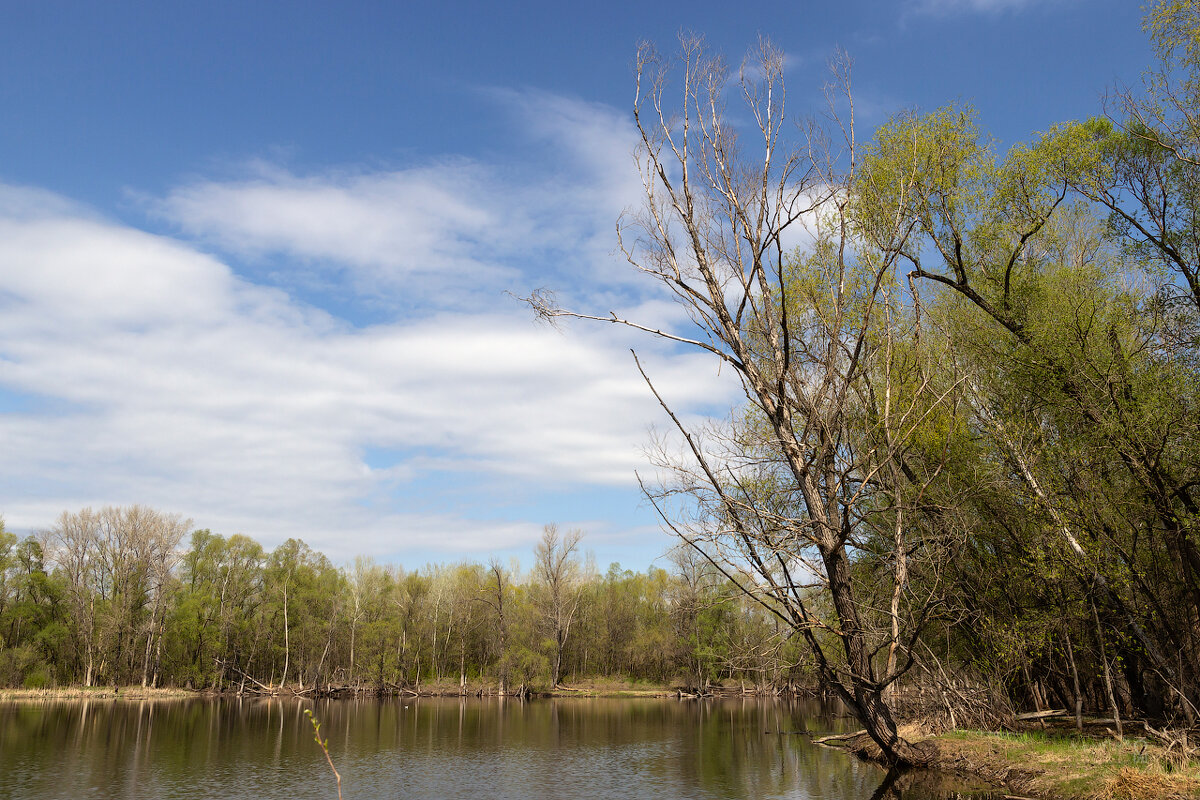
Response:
[153,162,517,297]
[0,91,767,564]
[0,177,739,561]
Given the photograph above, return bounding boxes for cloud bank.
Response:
[0,92,738,563]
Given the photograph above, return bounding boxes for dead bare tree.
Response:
[526,38,958,765]
[46,506,188,687]
[137,509,189,688]
[48,508,101,686]
[478,558,512,694]
[532,524,583,688]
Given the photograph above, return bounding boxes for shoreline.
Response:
[0,686,198,701]
[828,726,1200,800]
[0,679,818,702]
[0,682,685,702]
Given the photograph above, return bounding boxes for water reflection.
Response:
[0,697,998,799]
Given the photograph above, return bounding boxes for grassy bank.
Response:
[915,727,1200,800]
[0,686,197,701]
[0,679,681,701]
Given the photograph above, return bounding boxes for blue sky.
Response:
[0,0,1156,570]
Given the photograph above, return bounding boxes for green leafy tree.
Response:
[855,9,1200,717]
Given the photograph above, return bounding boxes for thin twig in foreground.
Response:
[304,708,343,800]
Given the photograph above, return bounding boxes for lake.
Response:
[0,696,999,799]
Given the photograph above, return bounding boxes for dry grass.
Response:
[1094,767,1200,800]
[0,685,197,701]
[930,729,1200,800]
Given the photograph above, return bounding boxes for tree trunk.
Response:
[1093,601,1122,738]
[1064,631,1084,732]
[281,581,290,689]
[822,541,931,766]
[552,632,562,688]
[151,619,165,688]
[884,502,907,701]
[141,593,162,688]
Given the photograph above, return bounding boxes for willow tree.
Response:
[1097,0,1200,320]
[854,70,1200,719]
[530,39,961,765]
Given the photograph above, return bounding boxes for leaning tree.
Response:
[530,38,963,765]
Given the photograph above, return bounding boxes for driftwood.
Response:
[214,658,276,694]
[673,683,813,700]
[812,729,868,745]
[384,681,419,696]
[1142,720,1197,763]
[1015,709,1068,721]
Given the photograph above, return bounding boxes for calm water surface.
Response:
[0,697,999,799]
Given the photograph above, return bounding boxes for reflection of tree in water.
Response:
[868,765,1003,799]
[686,699,891,798]
[870,770,902,800]
[1,697,1003,799]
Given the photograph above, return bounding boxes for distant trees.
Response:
[0,507,805,692]
[262,539,343,690]
[478,558,512,693]
[0,519,66,688]
[43,506,188,686]
[532,524,583,687]
[0,521,13,629]
[173,530,264,689]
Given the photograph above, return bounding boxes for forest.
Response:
[0,513,803,694]
[2,0,1200,772]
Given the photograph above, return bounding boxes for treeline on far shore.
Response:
[0,509,805,693]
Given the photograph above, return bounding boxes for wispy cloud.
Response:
[152,162,519,302]
[0,92,740,563]
[150,90,646,312]
[906,0,1065,16]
